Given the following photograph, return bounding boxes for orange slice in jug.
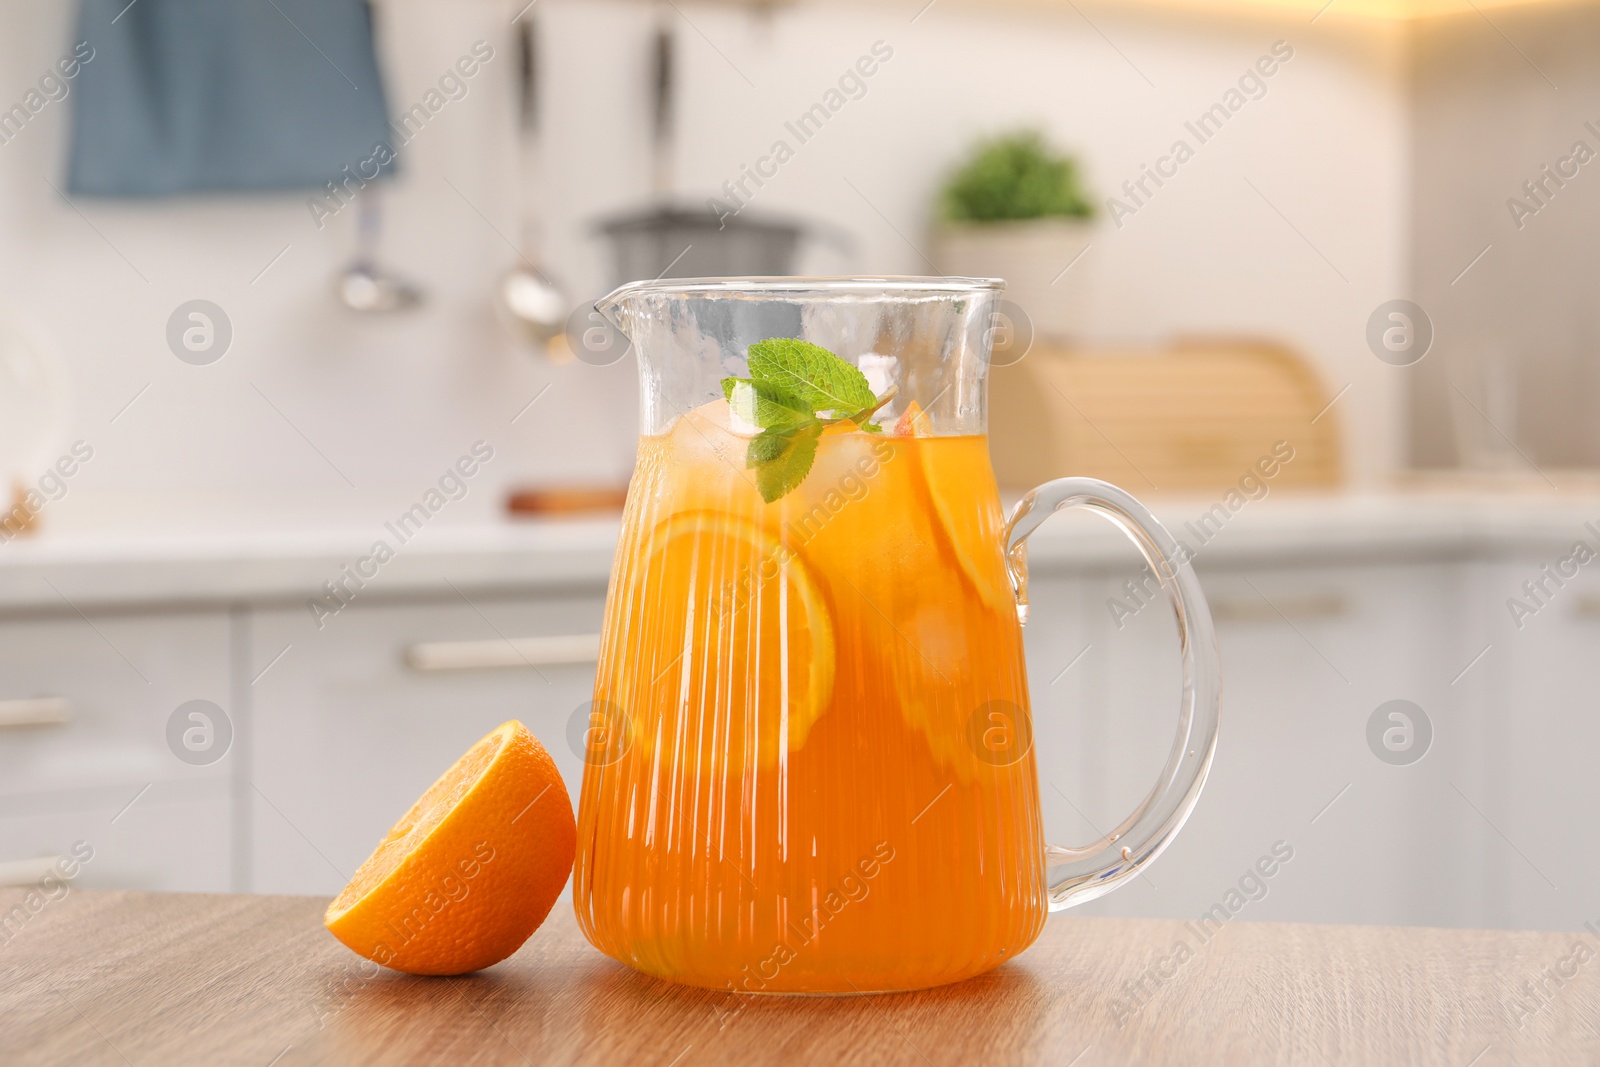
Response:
[612,510,836,770]
[898,403,1014,617]
[894,400,933,437]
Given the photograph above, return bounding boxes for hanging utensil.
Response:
[334,186,423,313]
[331,1,421,314]
[497,12,567,353]
[651,16,673,200]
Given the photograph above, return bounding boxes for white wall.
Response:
[0,0,1409,527]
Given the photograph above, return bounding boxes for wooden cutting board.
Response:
[988,339,1342,494]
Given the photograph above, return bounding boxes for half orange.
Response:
[324,720,576,975]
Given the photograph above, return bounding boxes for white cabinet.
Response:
[1186,559,1494,929]
[1016,571,1107,854]
[0,610,234,892]
[0,781,231,892]
[1488,552,1600,931]
[245,591,606,895]
[1024,553,1509,929]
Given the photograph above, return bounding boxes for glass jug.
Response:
[573,277,1220,994]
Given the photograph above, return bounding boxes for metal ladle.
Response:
[334,187,423,313]
[497,14,567,352]
[331,0,421,315]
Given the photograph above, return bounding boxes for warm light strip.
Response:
[749,0,1593,21]
[1125,0,1580,18]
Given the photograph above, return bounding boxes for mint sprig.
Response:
[721,338,894,503]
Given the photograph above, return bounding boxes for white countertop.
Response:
[2,486,1597,613]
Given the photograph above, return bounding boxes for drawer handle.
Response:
[406,633,602,672]
[0,855,67,887]
[0,697,72,728]
[1211,594,1348,624]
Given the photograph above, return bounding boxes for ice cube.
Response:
[668,399,750,475]
[857,352,899,397]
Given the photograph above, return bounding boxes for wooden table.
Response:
[2,889,1597,1065]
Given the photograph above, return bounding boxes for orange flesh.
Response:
[328,726,507,922]
[574,407,1047,992]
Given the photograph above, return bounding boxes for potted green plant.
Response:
[932,131,1095,339]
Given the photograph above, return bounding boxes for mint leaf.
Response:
[723,338,893,502]
[746,428,795,465]
[722,377,811,430]
[751,423,821,503]
[747,338,876,415]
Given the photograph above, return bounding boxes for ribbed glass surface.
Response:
[573,405,1047,993]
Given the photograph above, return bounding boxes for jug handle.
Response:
[1003,478,1222,912]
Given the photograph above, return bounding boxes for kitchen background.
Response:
[1,0,1597,939]
[2,0,1416,506]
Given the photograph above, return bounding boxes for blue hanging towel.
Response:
[67,0,395,197]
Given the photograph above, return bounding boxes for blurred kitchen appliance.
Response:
[988,339,1342,492]
[597,207,805,284]
[594,13,809,285]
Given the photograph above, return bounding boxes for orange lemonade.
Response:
[574,401,1047,992]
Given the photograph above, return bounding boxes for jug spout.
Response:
[594,282,644,341]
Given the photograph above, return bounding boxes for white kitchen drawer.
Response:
[0,610,234,800]
[247,591,605,895]
[1187,561,1492,929]
[1488,554,1600,931]
[1029,555,1496,930]
[0,778,231,892]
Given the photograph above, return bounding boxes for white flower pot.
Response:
[932,218,1094,341]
